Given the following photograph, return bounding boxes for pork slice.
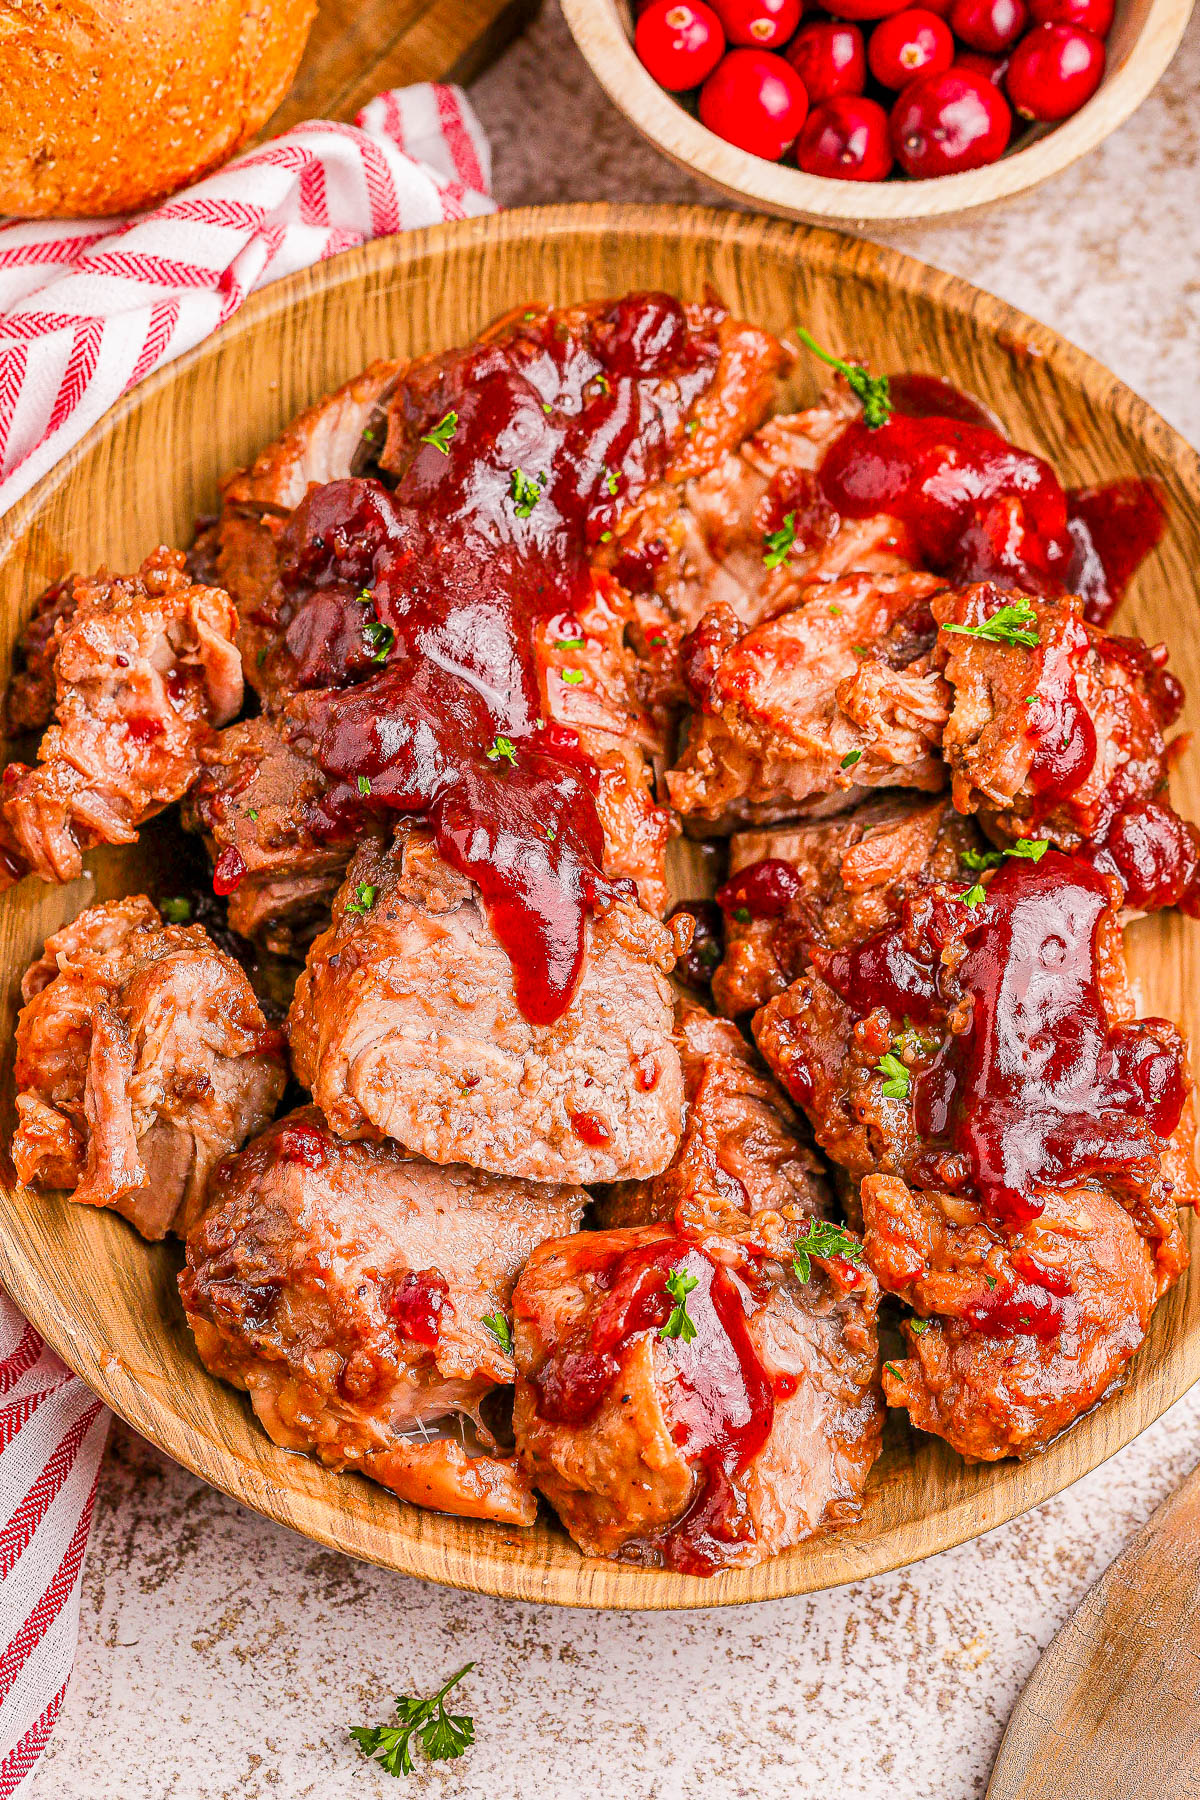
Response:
[287,828,685,1186]
[713,795,983,1015]
[598,998,831,1240]
[14,897,287,1239]
[180,1107,586,1526]
[666,569,950,830]
[0,550,242,891]
[512,1224,882,1571]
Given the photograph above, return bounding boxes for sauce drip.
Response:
[533,1235,774,1575]
[716,857,804,921]
[389,1268,453,1348]
[822,854,1185,1226]
[273,294,722,1024]
[1066,479,1167,628]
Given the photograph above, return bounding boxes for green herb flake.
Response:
[599,530,613,542]
[256,646,268,667]
[650,634,666,647]
[247,808,258,821]
[828,604,842,617]
[556,637,584,649]
[350,1662,476,1779]
[961,846,1004,871]
[685,419,699,436]
[850,644,869,659]
[1010,837,1050,862]
[364,620,394,663]
[733,907,751,924]
[841,749,862,770]
[943,598,1040,649]
[510,468,544,517]
[875,1051,910,1101]
[361,428,375,442]
[523,310,537,321]
[1024,693,1038,706]
[561,669,585,685]
[963,883,987,908]
[357,774,372,796]
[909,1318,930,1336]
[884,1361,906,1382]
[345,882,377,919]
[985,1274,998,1291]
[357,587,374,605]
[486,735,517,765]
[542,403,553,415]
[605,468,619,496]
[762,512,797,571]
[545,825,556,842]
[419,410,458,456]
[795,327,892,429]
[160,897,191,924]
[482,1312,513,1356]
[660,1266,699,1343]
[791,1218,865,1285]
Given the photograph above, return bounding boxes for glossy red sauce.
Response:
[389,1268,453,1349]
[1066,479,1167,628]
[1024,611,1097,804]
[125,715,165,745]
[1086,797,1200,917]
[272,294,722,1024]
[570,1110,612,1147]
[212,845,247,896]
[717,857,804,921]
[820,854,1186,1227]
[275,1120,328,1168]
[533,1235,774,1574]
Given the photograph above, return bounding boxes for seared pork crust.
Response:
[0,550,242,891]
[181,1108,587,1526]
[14,896,286,1240]
[287,829,686,1186]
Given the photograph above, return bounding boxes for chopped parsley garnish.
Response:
[841,749,862,769]
[650,634,666,646]
[247,808,258,820]
[486,735,517,765]
[828,604,842,616]
[599,530,613,542]
[510,468,544,516]
[685,419,699,436]
[350,1663,475,1778]
[884,1361,905,1381]
[556,636,584,649]
[733,906,751,924]
[943,598,1040,648]
[482,1312,513,1356]
[850,644,869,659]
[345,882,377,918]
[160,897,191,924]
[357,587,374,604]
[361,428,375,442]
[364,620,394,663]
[963,883,986,908]
[875,1051,910,1101]
[762,512,797,570]
[795,327,892,430]
[523,309,537,321]
[1024,693,1038,706]
[961,846,1004,871]
[962,837,1049,871]
[909,1318,930,1336]
[791,1218,865,1284]
[660,1266,699,1343]
[1010,836,1050,861]
[985,1274,998,1290]
[543,402,553,415]
[420,410,458,455]
[605,468,619,495]
[357,774,372,796]
[256,646,268,667]
[545,824,556,842]
[561,669,585,685]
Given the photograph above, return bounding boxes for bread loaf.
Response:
[0,0,318,217]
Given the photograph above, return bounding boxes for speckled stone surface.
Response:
[29,7,1200,1796]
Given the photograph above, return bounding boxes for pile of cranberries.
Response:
[633,0,1111,180]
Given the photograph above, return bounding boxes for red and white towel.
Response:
[0,83,495,1795]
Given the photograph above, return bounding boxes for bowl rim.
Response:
[2,202,1200,1609]
[559,0,1196,223]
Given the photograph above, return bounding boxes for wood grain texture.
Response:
[987,1461,1200,1798]
[0,205,1199,1609]
[560,0,1195,224]
[261,0,542,134]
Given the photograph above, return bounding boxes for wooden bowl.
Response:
[1,204,1199,1609]
[560,0,1195,225]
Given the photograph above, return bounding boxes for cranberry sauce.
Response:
[1024,609,1097,804]
[819,403,1167,613]
[821,854,1185,1226]
[276,295,723,1024]
[533,1235,775,1574]
[1066,479,1167,628]
[914,853,1185,1224]
[717,857,804,921]
[1086,797,1200,917]
[389,1268,453,1349]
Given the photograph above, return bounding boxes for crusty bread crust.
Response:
[0,0,317,218]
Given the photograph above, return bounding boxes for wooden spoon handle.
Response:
[987,1458,1200,1800]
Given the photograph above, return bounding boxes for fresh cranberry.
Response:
[868,8,954,86]
[635,0,726,90]
[823,0,909,20]
[699,49,809,158]
[1029,0,1114,31]
[1005,22,1105,118]
[891,66,1012,175]
[711,0,803,47]
[948,0,1028,52]
[785,21,867,101]
[795,94,894,176]
[954,48,1008,82]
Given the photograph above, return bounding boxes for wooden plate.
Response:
[1,204,1198,1609]
[560,0,1196,225]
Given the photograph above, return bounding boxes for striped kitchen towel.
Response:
[0,82,495,1795]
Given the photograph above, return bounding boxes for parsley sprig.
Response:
[795,328,892,430]
[486,735,517,765]
[345,881,377,918]
[510,468,545,517]
[660,1266,699,1343]
[961,837,1049,871]
[943,598,1040,649]
[350,1663,475,1778]
[875,1051,910,1101]
[482,1312,513,1356]
[763,512,797,570]
[420,410,458,455]
[364,619,394,663]
[160,897,192,924]
[792,1218,865,1283]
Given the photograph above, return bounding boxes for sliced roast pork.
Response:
[180,1107,587,1525]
